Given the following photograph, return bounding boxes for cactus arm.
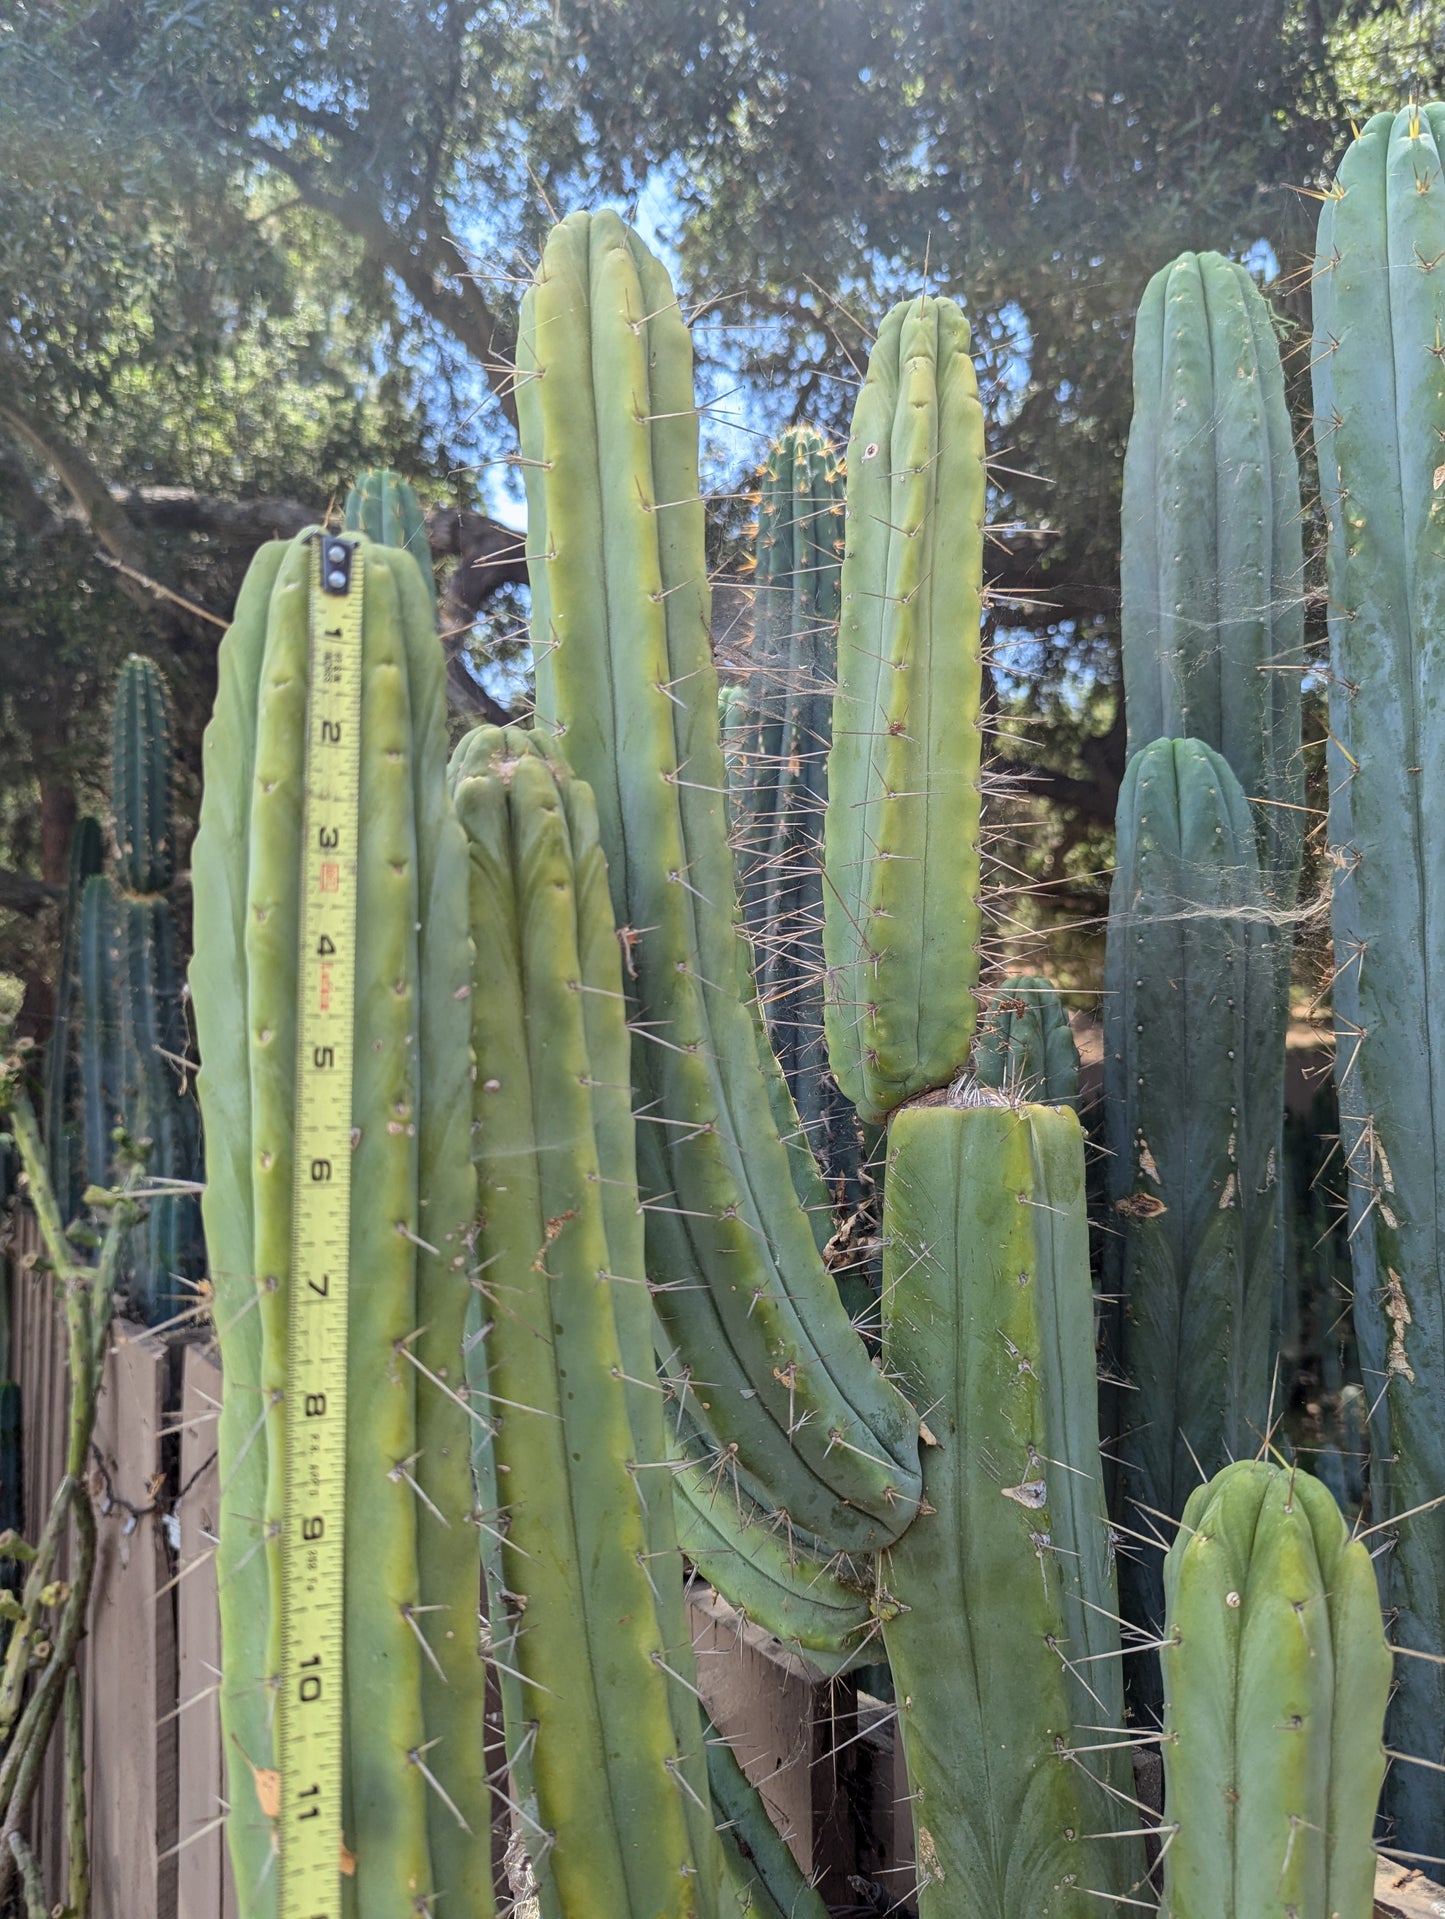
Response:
[1318,1506,1393,1916]
[670,1440,879,1674]
[189,536,289,1911]
[879,1102,1140,1916]
[972,977,1081,1109]
[731,428,869,1217]
[196,533,491,1906]
[823,298,985,1124]
[1311,105,1445,1849]
[519,210,922,1545]
[77,875,121,1194]
[557,765,722,1906]
[118,893,197,1321]
[705,1719,829,1919]
[458,731,706,1916]
[191,545,288,1896]
[245,531,314,1810]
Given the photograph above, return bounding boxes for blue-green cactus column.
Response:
[1104,738,1286,1683]
[1311,102,1445,1853]
[1121,250,1304,908]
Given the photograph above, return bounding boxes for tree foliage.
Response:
[2,0,1442,1011]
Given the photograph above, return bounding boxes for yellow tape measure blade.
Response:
[280,534,364,1915]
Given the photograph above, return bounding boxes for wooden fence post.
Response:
[84,1321,177,1919]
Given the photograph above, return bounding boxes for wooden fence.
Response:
[7,1211,1437,1917]
[4,1215,905,1914]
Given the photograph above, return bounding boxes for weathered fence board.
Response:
[86,1320,177,1919]
[175,1342,237,1919]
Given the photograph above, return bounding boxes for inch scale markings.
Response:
[281,533,365,1917]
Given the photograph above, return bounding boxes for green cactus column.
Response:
[1160,1459,1390,1919]
[880,1101,1143,1916]
[344,467,437,615]
[823,295,985,1124]
[516,208,921,1546]
[1311,103,1445,1851]
[190,529,491,1915]
[1104,738,1286,1683]
[453,723,720,1919]
[1121,250,1304,907]
[972,976,1081,1108]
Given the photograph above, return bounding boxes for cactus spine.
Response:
[189,530,491,1913]
[452,723,720,1917]
[1104,738,1286,1667]
[1310,103,1445,1852]
[516,207,922,1545]
[1159,1459,1390,1918]
[879,1101,1142,1916]
[822,296,985,1124]
[972,976,1081,1108]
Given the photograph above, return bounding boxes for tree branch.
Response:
[249,141,519,426]
[0,379,215,642]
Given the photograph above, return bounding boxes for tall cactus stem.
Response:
[823,295,985,1125]
[879,1100,1142,1916]
[1310,104,1445,1852]
[516,208,922,1545]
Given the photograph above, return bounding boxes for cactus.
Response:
[42,815,104,1217]
[1159,1458,1390,1918]
[706,1719,828,1919]
[671,1428,881,1674]
[879,1100,1142,1916]
[112,653,177,894]
[1104,738,1287,1685]
[972,976,1080,1107]
[189,529,491,1913]
[452,722,721,1916]
[516,207,922,1546]
[822,295,985,1125]
[1121,250,1305,909]
[76,659,202,1324]
[344,467,437,614]
[729,427,864,1199]
[1311,103,1445,1852]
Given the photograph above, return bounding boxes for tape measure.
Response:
[279,533,365,1915]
